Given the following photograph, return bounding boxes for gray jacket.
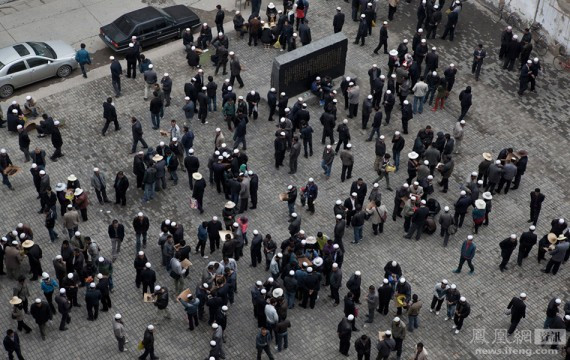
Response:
[90,173,106,191]
[549,242,569,262]
[487,163,503,183]
[230,57,241,75]
[154,160,166,178]
[439,212,454,229]
[330,269,342,289]
[501,163,517,181]
[348,86,360,105]
[39,175,51,194]
[239,177,250,199]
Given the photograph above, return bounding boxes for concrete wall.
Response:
[483,0,570,52]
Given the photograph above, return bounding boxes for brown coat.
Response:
[63,210,80,230]
[249,18,261,34]
[74,192,89,210]
[408,300,423,316]
[4,246,22,271]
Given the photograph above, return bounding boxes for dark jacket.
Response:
[507,297,526,322]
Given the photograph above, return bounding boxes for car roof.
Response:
[125,6,163,23]
[0,45,25,65]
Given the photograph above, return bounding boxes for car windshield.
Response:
[26,42,56,59]
[114,16,135,35]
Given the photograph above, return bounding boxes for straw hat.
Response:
[152,154,164,162]
[482,192,493,200]
[557,234,567,241]
[192,172,203,180]
[225,201,235,209]
[305,236,317,244]
[272,288,283,298]
[74,188,83,196]
[55,183,66,192]
[474,199,486,210]
[547,233,557,244]
[9,296,22,305]
[22,240,34,248]
[517,150,528,157]
[482,152,492,161]
[67,174,77,181]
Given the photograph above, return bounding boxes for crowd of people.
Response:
[0,0,568,359]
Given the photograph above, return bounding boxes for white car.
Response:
[0,41,78,98]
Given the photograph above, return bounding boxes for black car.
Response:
[99,5,201,52]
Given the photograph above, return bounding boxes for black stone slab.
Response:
[271,32,348,96]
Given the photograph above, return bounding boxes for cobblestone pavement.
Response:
[0,0,569,359]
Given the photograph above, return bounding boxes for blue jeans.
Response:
[170,169,178,183]
[287,202,295,215]
[321,160,332,176]
[424,88,436,105]
[47,228,58,242]
[208,95,217,111]
[367,127,380,141]
[135,232,148,253]
[353,225,363,243]
[151,113,160,128]
[143,183,155,203]
[393,151,401,171]
[447,304,456,319]
[79,63,87,76]
[413,95,425,113]
[408,315,419,331]
[276,332,288,352]
[286,291,295,308]
[231,193,239,204]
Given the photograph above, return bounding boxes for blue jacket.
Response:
[197,224,208,242]
[180,298,200,314]
[75,49,91,65]
[460,240,476,259]
[41,278,58,293]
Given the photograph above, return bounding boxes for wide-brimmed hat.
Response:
[474,199,486,210]
[74,188,83,196]
[192,173,203,180]
[305,236,317,244]
[152,154,164,162]
[22,240,34,248]
[389,49,398,56]
[482,152,492,161]
[225,201,235,209]
[67,174,77,181]
[516,150,528,157]
[55,183,66,192]
[312,257,323,267]
[408,151,419,160]
[482,192,493,200]
[557,234,567,241]
[272,288,283,298]
[9,296,22,305]
[547,233,558,244]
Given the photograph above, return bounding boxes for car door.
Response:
[5,60,30,88]
[154,18,176,41]
[134,21,157,46]
[25,57,54,81]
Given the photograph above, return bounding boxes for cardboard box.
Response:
[143,293,156,303]
[181,259,192,269]
[378,331,386,341]
[297,257,312,267]
[279,192,288,201]
[177,288,192,301]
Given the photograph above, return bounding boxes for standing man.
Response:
[131,117,148,154]
[388,0,400,21]
[517,226,536,266]
[337,315,353,356]
[140,325,157,360]
[215,5,225,34]
[133,212,150,252]
[109,56,122,97]
[528,188,545,225]
[374,21,389,55]
[506,293,527,335]
[108,220,125,262]
[542,235,569,275]
[229,52,244,88]
[49,121,64,161]
[255,327,275,360]
[17,126,30,162]
[3,329,24,360]
[333,7,345,33]
[452,297,470,334]
[143,64,158,101]
[91,168,110,204]
[113,314,126,352]
[102,98,119,136]
[471,44,486,81]
[499,234,518,272]
[452,235,476,274]
[75,43,91,78]
[125,43,138,79]
[355,15,368,46]
[54,288,71,331]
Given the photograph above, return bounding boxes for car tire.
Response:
[0,84,14,98]
[57,65,73,78]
